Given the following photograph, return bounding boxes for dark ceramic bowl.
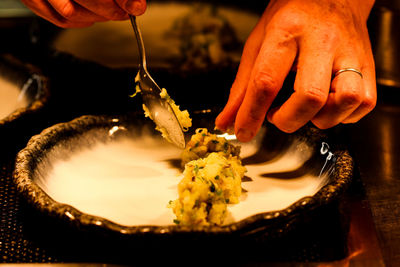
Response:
[13,111,353,245]
[0,54,49,153]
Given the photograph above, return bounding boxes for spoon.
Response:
[129,15,185,149]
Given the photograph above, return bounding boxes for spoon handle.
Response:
[129,15,147,71]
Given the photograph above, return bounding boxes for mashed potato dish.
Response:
[169,128,246,226]
[181,128,241,167]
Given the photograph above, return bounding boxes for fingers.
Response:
[74,0,146,19]
[21,0,147,28]
[267,37,334,133]
[73,0,128,20]
[311,66,363,128]
[21,0,93,28]
[48,0,107,22]
[215,15,267,132]
[342,63,376,123]
[234,28,297,141]
[311,47,376,128]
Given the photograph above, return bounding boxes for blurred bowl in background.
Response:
[51,2,260,70]
[0,54,49,154]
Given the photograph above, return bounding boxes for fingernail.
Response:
[236,128,253,142]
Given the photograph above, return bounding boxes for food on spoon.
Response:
[159,88,191,131]
[131,74,192,143]
[169,128,246,226]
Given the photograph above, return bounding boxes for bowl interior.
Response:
[24,114,336,227]
[0,55,45,122]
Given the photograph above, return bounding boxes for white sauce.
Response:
[39,132,326,226]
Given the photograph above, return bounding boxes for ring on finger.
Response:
[333,68,363,79]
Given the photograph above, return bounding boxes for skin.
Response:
[215,0,377,142]
[21,0,146,28]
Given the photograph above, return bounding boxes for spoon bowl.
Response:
[129,15,185,148]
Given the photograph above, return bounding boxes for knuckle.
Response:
[253,72,279,93]
[275,9,305,32]
[302,87,327,107]
[339,90,362,107]
[361,95,377,112]
[322,30,339,49]
[247,111,261,124]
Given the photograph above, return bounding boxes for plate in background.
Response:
[51,2,260,69]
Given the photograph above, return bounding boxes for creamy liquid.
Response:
[0,78,29,119]
[40,132,325,226]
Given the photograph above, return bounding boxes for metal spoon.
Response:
[129,15,185,149]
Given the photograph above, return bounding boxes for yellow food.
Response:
[169,128,246,226]
[159,88,192,131]
[131,74,192,143]
[181,128,241,167]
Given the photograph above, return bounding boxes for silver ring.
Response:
[334,68,363,79]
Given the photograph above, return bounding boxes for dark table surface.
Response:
[1,14,400,266]
[348,87,400,267]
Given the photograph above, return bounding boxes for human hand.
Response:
[21,0,146,28]
[215,0,376,142]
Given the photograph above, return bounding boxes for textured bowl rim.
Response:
[0,57,50,127]
[13,114,353,237]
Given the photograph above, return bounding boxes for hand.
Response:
[215,0,376,142]
[21,0,146,28]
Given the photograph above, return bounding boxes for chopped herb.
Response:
[225,199,230,203]
[194,165,199,174]
[214,175,220,180]
[206,202,212,214]
[211,140,219,144]
[216,189,223,196]
[173,219,180,225]
[209,182,216,192]
[168,200,173,205]
[195,142,200,147]
[223,142,229,152]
